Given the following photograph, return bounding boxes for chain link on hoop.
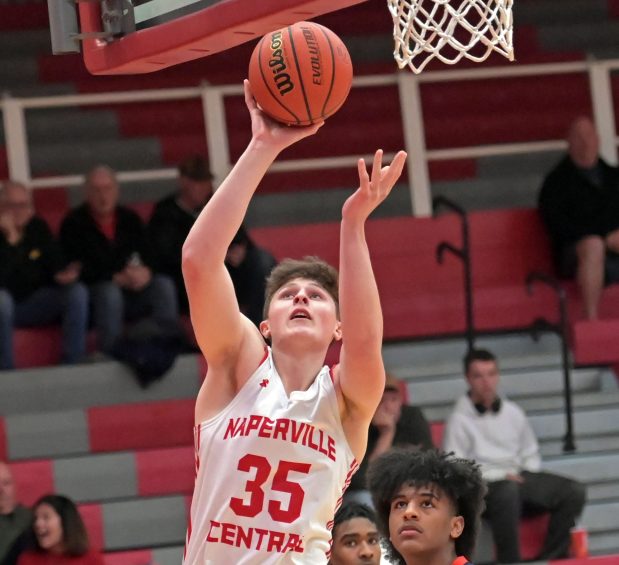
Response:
[388,0,514,73]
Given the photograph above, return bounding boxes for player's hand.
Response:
[342,149,407,223]
[244,79,323,153]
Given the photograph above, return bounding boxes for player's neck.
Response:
[271,347,326,395]
[405,547,458,565]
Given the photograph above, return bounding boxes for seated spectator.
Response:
[227,225,277,326]
[367,448,485,565]
[60,166,179,354]
[346,374,433,508]
[328,502,381,565]
[0,462,33,565]
[0,181,88,370]
[148,155,214,313]
[538,116,619,319]
[443,348,586,563]
[17,494,103,565]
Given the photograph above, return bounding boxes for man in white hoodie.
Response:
[443,349,586,563]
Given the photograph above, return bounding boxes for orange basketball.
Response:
[248,21,353,126]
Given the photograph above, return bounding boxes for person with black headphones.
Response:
[443,348,586,564]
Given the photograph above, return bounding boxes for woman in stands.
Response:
[17,495,103,565]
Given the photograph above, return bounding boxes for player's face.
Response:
[388,484,463,562]
[330,517,381,565]
[34,503,64,553]
[466,359,499,407]
[262,277,340,347]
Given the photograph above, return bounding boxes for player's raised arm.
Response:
[182,80,323,367]
[337,149,407,457]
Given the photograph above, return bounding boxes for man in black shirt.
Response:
[148,155,214,314]
[538,116,619,319]
[0,181,88,369]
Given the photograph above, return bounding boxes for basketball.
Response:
[248,21,353,126]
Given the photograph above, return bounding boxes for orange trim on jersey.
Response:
[452,557,471,565]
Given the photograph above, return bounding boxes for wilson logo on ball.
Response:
[268,31,294,96]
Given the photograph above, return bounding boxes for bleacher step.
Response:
[0,354,201,416]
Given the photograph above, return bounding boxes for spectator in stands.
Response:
[17,494,103,565]
[347,373,434,508]
[0,180,88,370]
[227,225,277,326]
[367,448,486,565]
[328,502,381,565]
[0,462,33,565]
[443,348,586,563]
[60,165,179,354]
[538,116,619,319]
[148,155,214,313]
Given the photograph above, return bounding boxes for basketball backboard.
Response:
[69,0,369,75]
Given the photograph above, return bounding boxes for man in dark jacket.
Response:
[0,181,88,369]
[148,155,214,314]
[538,116,619,319]
[60,166,178,353]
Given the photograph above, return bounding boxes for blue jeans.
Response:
[91,274,178,353]
[0,283,89,370]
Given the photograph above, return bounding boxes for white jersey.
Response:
[183,348,358,564]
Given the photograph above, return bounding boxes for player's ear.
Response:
[259,320,271,340]
[450,515,465,540]
[332,320,342,342]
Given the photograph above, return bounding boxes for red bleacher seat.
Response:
[78,503,105,551]
[430,422,445,449]
[136,446,194,497]
[9,459,54,506]
[87,400,194,452]
[14,327,62,368]
[520,513,550,561]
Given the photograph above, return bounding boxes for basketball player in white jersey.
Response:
[181,79,407,564]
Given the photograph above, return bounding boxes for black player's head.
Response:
[330,502,381,565]
[263,256,339,319]
[367,448,486,564]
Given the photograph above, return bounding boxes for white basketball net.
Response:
[388,0,514,73]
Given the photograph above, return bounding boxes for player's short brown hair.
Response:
[263,256,338,319]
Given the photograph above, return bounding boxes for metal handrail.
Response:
[526,271,576,453]
[433,196,475,354]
